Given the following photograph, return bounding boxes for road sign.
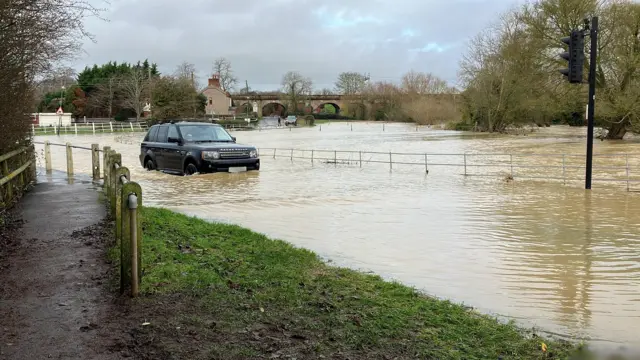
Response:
[56,106,63,115]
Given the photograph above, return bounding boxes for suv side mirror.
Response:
[231,136,236,142]
[168,136,181,144]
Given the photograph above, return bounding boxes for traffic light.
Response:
[559,30,585,83]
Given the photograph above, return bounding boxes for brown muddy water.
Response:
[35,122,640,351]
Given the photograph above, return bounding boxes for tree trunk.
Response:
[606,121,628,140]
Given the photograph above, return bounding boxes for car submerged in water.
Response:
[139,121,260,175]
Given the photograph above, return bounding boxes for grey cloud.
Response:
[75,0,519,90]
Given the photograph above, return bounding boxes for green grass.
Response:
[127,207,587,359]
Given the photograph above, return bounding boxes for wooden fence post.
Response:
[114,166,130,292]
[121,182,143,295]
[104,150,112,199]
[110,153,122,216]
[91,144,100,181]
[463,153,467,176]
[2,155,12,203]
[65,143,73,176]
[44,141,52,173]
[18,150,25,190]
[103,146,111,179]
[29,145,37,181]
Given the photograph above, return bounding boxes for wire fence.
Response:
[32,122,148,136]
[259,148,640,191]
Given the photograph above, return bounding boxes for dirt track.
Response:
[0,179,133,360]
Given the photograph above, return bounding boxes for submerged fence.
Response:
[32,122,148,136]
[260,148,640,191]
[35,140,143,297]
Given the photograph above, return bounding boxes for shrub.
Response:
[303,115,315,126]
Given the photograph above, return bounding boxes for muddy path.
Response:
[0,180,134,360]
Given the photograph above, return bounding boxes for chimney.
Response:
[208,74,221,88]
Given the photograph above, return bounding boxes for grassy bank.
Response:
[126,207,584,359]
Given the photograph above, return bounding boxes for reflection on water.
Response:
[34,123,640,349]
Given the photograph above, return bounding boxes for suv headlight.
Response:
[202,151,220,160]
[249,149,258,158]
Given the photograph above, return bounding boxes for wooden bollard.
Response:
[44,141,52,173]
[91,144,100,181]
[65,143,73,176]
[120,182,143,296]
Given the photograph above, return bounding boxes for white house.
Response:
[31,113,72,127]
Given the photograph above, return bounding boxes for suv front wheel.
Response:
[145,158,156,171]
[184,162,199,176]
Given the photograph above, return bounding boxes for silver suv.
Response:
[284,115,297,126]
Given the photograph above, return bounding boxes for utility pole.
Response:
[148,67,152,118]
[191,71,196,118]
[57,84,65,136]
[245,80,250,117]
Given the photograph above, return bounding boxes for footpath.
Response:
[0,173,127,360]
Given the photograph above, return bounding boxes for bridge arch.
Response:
[235,103,253,115]
[315,102,341,115]
[262,102,286,117]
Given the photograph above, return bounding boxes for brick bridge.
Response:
[229,94,368,116]
[229,94,458,117]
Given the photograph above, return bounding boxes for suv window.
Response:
[145,126,159,142]
[157,125,169,143]
[168,125,179,140]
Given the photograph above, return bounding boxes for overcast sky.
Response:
[73,0,519,91]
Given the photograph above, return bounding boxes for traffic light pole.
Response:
[585,16,598,190]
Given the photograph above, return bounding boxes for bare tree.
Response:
[320,88,335,95]
[89,76,118,119]
[401,71,451,94]
[335,72,367,94]
[281,71,313,114]
[119,69,149,121]
[212,57,237,91]
[0,0,104,152]
[174,61,199,89]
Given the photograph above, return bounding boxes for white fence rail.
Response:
[32,122,148,136]
[260,148,640,191]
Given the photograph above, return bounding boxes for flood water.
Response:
[35,122,640,350]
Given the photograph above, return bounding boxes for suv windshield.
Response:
[179,125,233,143]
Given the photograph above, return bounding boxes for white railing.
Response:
[32,122,148,136]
